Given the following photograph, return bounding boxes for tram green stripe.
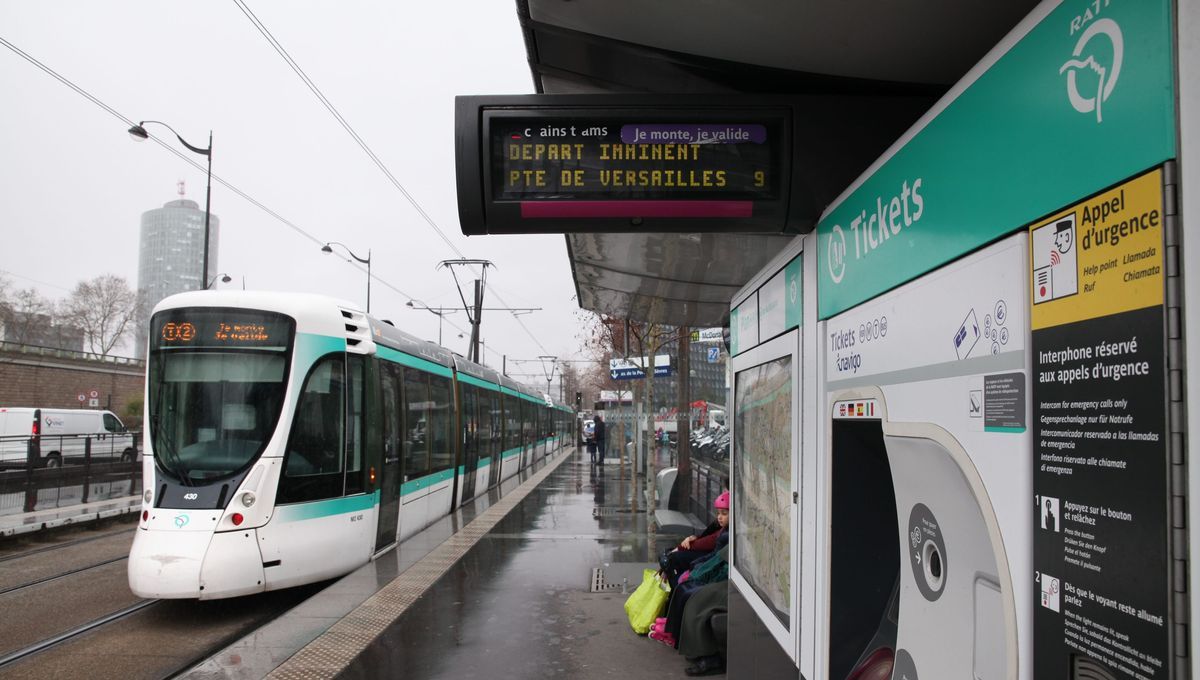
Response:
[376,346,453,377]
[985,426,1026,433]
[275,491,378,522]
[457,373,498,390]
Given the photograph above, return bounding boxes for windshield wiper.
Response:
[151,399,194,487]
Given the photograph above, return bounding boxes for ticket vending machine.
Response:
[821,235,1031,680]
[828,395,1016,679]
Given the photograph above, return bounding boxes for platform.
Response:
[184,445,714,679]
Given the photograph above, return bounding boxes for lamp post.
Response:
[207,273,232,289]
[128,121,212,291]
[406,301,456,345]
[322,242,371,313]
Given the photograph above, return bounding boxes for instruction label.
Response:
[1031,169,1170,679]
[984,372,1026,431]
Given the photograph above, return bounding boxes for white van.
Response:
[0,408,136,468]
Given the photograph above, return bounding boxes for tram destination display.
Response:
[456,95,809,235]
[152,309,294,350]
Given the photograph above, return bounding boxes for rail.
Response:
[0,433,143,516]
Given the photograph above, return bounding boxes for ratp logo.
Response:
[1059,18,1123,123]
[826,225,847,284]
[173,513,190,529]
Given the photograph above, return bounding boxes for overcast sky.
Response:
[0,1,588,391]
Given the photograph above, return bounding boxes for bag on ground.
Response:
[624,569,670,634]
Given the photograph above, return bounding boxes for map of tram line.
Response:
[734,356,793,625]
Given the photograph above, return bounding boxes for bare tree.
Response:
[576,308,686,525]
[64,275,141,357]
[1,287,53,345]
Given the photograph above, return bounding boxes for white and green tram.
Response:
[128,290,572,599]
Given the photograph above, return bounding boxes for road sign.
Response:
[89,390,99,399]
[88,398,100,408]
[77,393,86,403]
[609,355,673,380]
[707,347,720,363]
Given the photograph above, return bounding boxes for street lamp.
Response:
[322,242,371,313]
[207,273,232,289]
[128,121,212,291]
[406,301,456,345]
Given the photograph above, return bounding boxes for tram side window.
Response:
[429,375,453,474]
[462,385,479,462]
[488,392,501,461]
[504,395,520,452]
[345,355,366,496]
[523,400,533,445]
[280,354,345,504]
[403,368,430,480]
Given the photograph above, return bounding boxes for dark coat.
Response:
[594,418,606,444]
[678,581,729,659]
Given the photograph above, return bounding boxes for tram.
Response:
[127,290,572,600]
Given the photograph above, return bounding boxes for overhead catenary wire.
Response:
[0,34,476,342]
[229,1,554,357]
[0,30,550,363]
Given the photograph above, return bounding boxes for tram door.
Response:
[374,363,402,553]
[487,392,502,488]
[458,384,479,503]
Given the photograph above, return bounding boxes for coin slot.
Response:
[923,539,944,591]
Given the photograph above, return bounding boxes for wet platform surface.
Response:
[188,445,708,679]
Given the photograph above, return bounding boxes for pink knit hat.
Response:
[714,491,730,509]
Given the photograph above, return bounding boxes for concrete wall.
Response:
[0,346,145,424]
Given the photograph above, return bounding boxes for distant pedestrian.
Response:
[594,414,606,465]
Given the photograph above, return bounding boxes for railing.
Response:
[684,426,729,524]
[0,433,143,516]
[0,340,146,368]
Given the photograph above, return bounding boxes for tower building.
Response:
[134,182,219,357]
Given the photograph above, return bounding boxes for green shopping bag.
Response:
[624,569,670,634]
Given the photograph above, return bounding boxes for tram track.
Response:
[0,554,128,597]
[0,539,328,680]
[0,524,134,565]
[0,599,159,670]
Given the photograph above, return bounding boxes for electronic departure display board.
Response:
[151,309,295,350]
[456,95,805,235]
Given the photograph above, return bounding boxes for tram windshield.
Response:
[148,309,294,484]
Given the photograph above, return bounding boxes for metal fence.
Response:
[0,434,143,516]
[0,340,146,368]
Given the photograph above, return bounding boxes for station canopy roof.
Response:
[513,0,1039,326]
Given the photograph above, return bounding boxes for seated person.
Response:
[678,579,729,677]
[662,491,729,589]
[657,533,728,647]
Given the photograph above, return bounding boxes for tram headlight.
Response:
[240,491,257,508]
[143,489,153,504]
